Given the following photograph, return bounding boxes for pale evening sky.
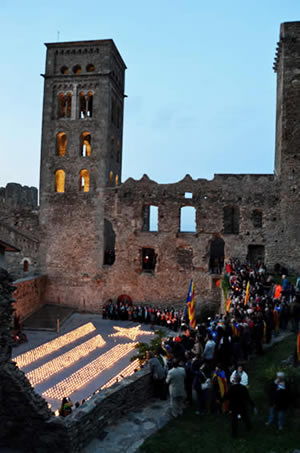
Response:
[0,0,299,192]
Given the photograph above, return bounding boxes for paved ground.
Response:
[83,398,172,453]
[22,304,74,331]
[12,312,156,411]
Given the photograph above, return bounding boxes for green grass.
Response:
[140,334,300,453]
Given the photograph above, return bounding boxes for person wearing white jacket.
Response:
[230,365,248,387]
[166,360,186,417]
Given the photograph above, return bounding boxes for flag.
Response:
[186,280,196,329]
[244,281,250,306]
[226,297,232,313]
[297,332,300,362]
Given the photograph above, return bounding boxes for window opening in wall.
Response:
[115,174,119,186]
[79,169,90,192]
[184,192,193,199]
[81,132,91,157]
[247,245,265,266]
[209,237,225,274]
[116,141,120,163]
[86,64,95,72]
[251,209,263,228]
[66,92,72,117]
[223,206,239,234]
[79,92,93,118]
[109,171,114,185]
[73,65,82,74]
[58,93,66,118]
[180,206,196,232]
[23,260,29,273]
[61,66,69,74]
[142,205,158,232]
[56,132,67,156]
[142,248,156,272]
[55,169,65,193]
[103,219,115,265]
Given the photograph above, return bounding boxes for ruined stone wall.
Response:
[13,275,47,321]
[0,183,38,211]
[0,221,40,278]
[0,268,70,452]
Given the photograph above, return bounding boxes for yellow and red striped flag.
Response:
[297,332,300,362]
[186,280,196,329]
[244,281,250,306]
[226,297,232,313]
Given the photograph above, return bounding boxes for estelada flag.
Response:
[297,332,300,362]
[186,280,196,329]
[226,297,232,313]
[244,281,250,306]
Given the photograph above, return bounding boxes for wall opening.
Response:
[56,132,67,156]
[223,206,239,234]
[180,206,196,232]
[115,174,119,186]
[23,260,29,272]
[184,192,193,199]
[103,219,115,265]
[86,64,95,72]
[109,171,114,185]
[142,248,156,272]
[247,245,265,266]
[79,92,93,118]
[142,205,158,232]
[79,169,90,192]
[55,169,65,192]
[251,209,263,228]
[209,237,225,274]
[81,132,91,156]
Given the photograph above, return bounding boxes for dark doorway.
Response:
[247,245,265,266]
[209,237,225,274]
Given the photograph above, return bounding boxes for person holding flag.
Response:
[244,281,250,306]
[185,279,196,329]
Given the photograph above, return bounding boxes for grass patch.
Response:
[140,334,300,453]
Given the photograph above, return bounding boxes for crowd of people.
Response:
[145,259,299,437]
[102,298,184,331]
[65,258,299,437]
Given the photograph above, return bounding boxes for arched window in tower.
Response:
[23,259,29,273]
[58,93,66,118]
[81,132,91,157]
[55,169,66,193]
[116,140,121,163]
[56,132,67,156]
[66,92,72,118]
[58,93,72,119]
[87,92,93,117]
[79,92,93,119]
[109,171,114,185]
[79,169,90,192]
[115,174,119,186]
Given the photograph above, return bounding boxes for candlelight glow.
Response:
[43,342,137,400]
[109,325,154,341]
[26,335,106,386]
[14,323,96,368]
[101,359,140,389]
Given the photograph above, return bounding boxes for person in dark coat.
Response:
[266,371,290,431]
[224,374,256,437]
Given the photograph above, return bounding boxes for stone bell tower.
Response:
[274,22,300,271]
[39,39,126,309]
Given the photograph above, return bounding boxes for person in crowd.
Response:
[224,374,256,437]
[166,359,186,418]
[266,371,290,431]
[59,397,73,417]
[148,351,167,400]
[230,364,248,387]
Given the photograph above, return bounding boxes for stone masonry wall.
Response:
[13,274,48,321]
